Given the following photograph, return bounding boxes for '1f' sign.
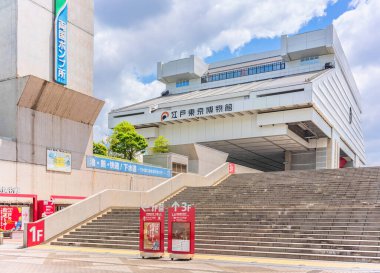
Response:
[27,221,45,247]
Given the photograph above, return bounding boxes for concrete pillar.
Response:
[326,129,340,169]
[284,151,292,171]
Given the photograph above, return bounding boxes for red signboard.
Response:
[168,202,195,256]
[37,200,55,219]
[228,162,236,174]
[0,207,24,231]
[26,220,44,247]
[139,206,165,255]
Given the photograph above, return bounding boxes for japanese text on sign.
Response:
[161,103,233,121]
[54,0,68,85]
[86,156,172,178]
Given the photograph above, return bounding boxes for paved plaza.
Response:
[0,244,379,273]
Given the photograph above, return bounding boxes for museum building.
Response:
[109,25,366,172]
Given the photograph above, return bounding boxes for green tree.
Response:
[109,121,148,160]
[152,136,169,154]
[93,142,107,156]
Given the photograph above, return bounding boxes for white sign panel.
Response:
[21,207,30,231]
[47,148,71,173]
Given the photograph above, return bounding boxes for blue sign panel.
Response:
[54,0,68,85]
[86,156,172,178]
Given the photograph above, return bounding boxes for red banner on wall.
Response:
[0,207,23,231]
[37,200,55,219]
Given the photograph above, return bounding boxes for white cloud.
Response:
[93,0,335,141]
[334,0,380,166]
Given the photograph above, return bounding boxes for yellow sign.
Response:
[46,148,71,173]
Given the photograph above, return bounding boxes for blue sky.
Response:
[93,0,380,166]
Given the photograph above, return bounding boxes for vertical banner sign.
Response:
[55,0,68,85]
[228,162,236,174]
[168,202,195,260]
[139,206,165,258]
[26,221,45,247]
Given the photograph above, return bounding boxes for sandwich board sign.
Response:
[168,202,195,260]
[139,205,165,258]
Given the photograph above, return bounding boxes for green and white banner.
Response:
[54,0,68,85]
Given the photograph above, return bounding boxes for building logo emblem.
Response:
[54,0,68,85]
[161,112,169,121]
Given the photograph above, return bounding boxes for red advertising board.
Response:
[0,206,25,231]
[37,200,55,219]
[139,206,165,257]
[228,162,236,174]
[168,202,195,259]
[26,220,44,247]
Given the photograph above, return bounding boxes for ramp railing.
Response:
[24,162,230,246]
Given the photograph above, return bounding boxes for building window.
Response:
[201,61,285,84]
[300,56,319,65]
[176,79,190,88]
[172,162,187,174]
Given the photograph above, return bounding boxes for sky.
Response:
[93,0,380,166]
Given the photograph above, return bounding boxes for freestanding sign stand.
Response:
[139,206,165,258]
[168,202,195,260]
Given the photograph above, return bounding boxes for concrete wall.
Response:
[16,107,93,169]
[0,159,165,203]
[16,0,94,95]
[169,144,228,175]
[0,0,16,81]
[0,78,25,139]
[312,68,365,165]
[143,153,188,171]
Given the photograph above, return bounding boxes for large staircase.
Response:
[51,167,380,262]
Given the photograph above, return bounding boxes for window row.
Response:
[176,79,190,88]
[201,61,285,83]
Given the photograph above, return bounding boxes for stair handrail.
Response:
[23,162,230,246]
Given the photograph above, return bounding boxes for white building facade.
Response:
[109,25,365,172]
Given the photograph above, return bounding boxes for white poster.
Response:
[21,207,30,231]
[47,148,71,173]
[172,239,190,252]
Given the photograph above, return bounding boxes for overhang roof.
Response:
[17,75,104,125]
[111,70,328,114]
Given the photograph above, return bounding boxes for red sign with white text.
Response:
[168,202,195,255]
[0,207,23,231]
[26,220,45,247]
[228,162,236,174]
[37,200,55,219]
[139,206,165,253]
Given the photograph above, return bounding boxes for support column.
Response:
[326,129,340,169]
[284,151,292,171]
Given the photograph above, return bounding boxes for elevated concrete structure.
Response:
[0,1,170,208]
[110,25,365,172]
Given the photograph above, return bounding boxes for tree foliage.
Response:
[93,142,107,156]
[152,136,169,154]
[109,121,148,160]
